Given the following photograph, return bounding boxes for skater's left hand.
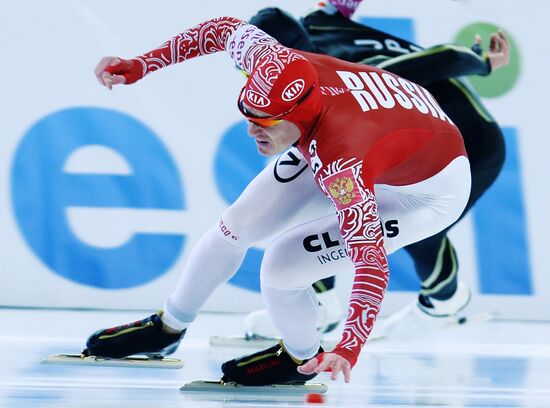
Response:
[471,30,510,71]
[487,30,510,71]
[297,352,351,383]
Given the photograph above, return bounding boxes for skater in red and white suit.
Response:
[93,17,470,383]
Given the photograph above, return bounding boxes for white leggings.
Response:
[163,148,470,358]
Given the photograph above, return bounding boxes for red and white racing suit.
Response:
[123,17,470,368]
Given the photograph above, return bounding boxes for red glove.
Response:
[94,56,143,89]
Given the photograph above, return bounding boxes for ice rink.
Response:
[1,308,549,408]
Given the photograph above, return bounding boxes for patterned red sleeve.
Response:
[133,16,245,77]
[131,17,285,78]
[319,159,389,368]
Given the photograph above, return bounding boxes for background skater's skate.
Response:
[373,283,493,340]
[43,312,185,368]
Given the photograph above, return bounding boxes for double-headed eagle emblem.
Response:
[328,176,356,205]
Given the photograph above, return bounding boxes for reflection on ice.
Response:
[1,309,549,408]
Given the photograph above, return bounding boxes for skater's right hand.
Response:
[297,352,351,383]
[94,56,143,89]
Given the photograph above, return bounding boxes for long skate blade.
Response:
[180,380,327,394]
[209,313,494,350]
[42,353,184,369]
[209,336,338,350]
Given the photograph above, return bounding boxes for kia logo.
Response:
[245,90,271,108]
[282,79,305,102]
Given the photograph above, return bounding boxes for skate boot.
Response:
[244,288,343,339]
[221,340,323,386]
[374,282,471,340]
[84,312,186,359]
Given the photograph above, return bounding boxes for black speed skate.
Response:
[83,312,185,359]
[221,340,323,386]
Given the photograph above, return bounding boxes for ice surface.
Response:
[1,308,549,407]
